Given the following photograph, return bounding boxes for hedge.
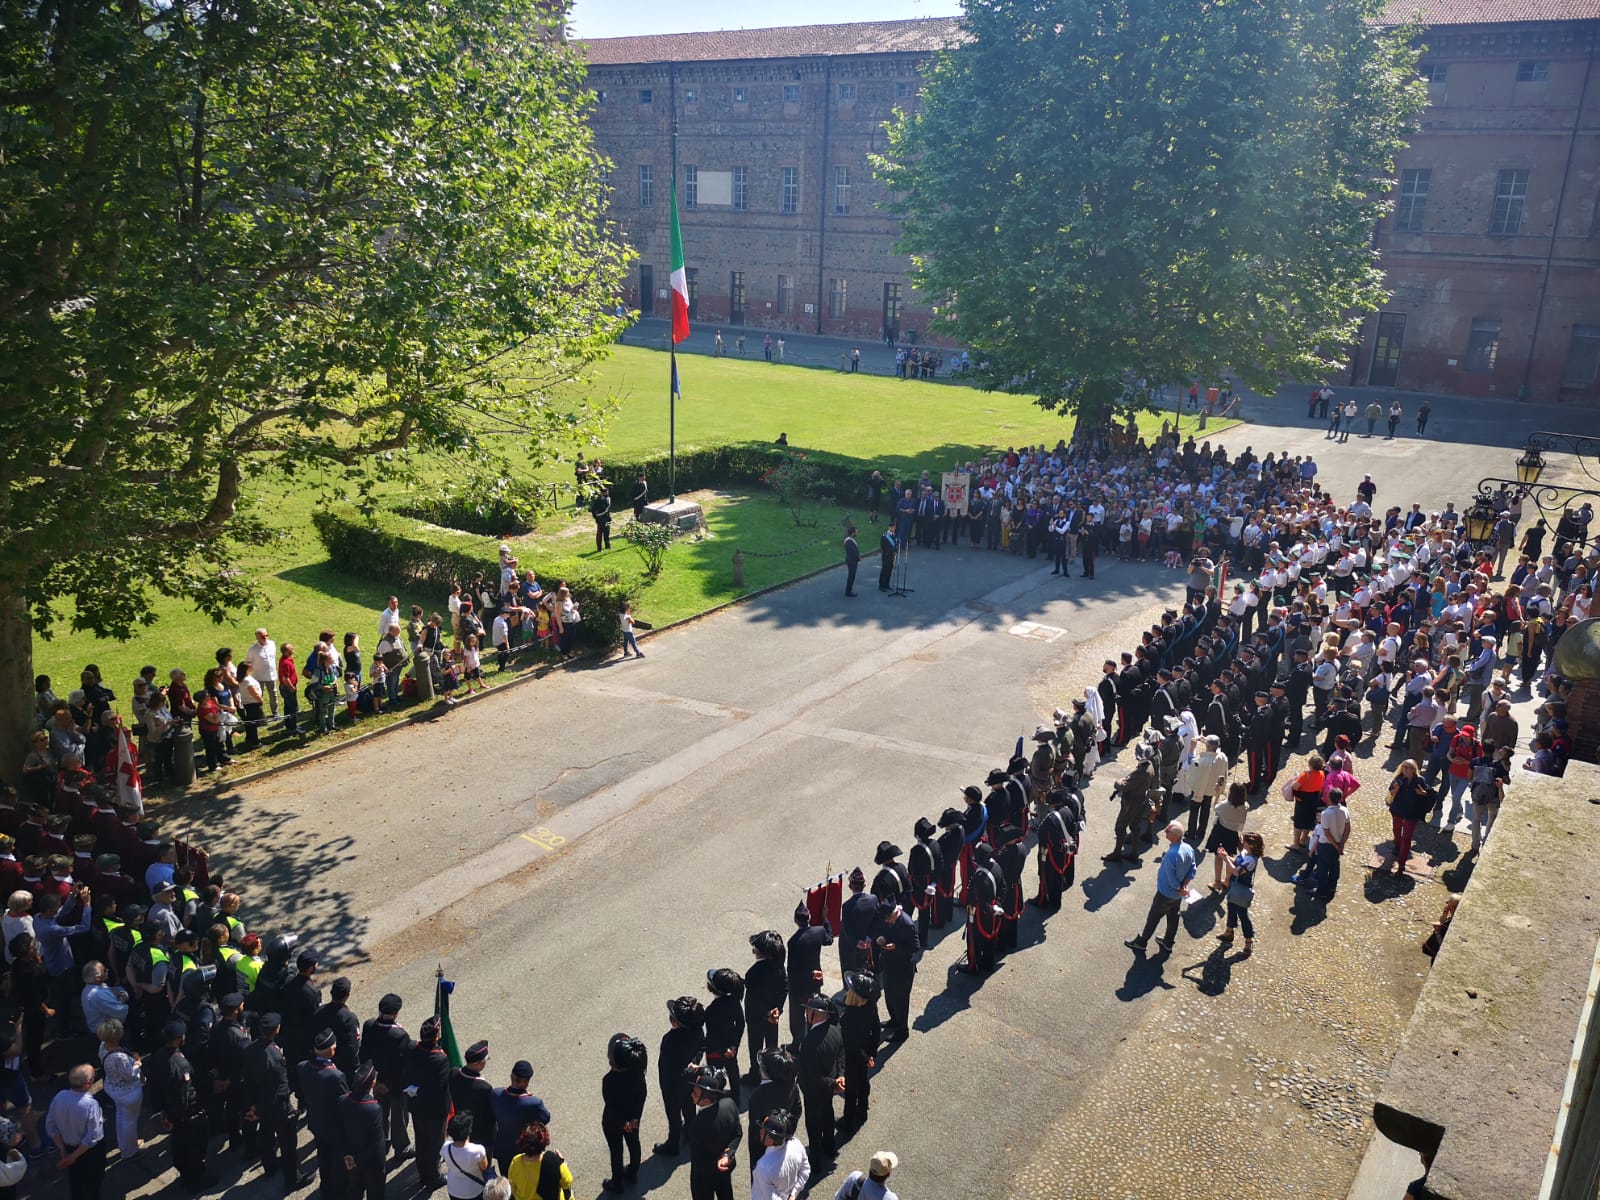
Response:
[312,506,631,648]
[598,442,870,506]
[393,498,536,537]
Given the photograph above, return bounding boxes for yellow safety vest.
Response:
[235,955,262,991]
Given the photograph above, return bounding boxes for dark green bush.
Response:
[394,498,536,537]
[598,442,866,506]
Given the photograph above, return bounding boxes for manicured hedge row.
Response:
[599,442,868,505]
[393,498,535,537]
[312,506,631,648]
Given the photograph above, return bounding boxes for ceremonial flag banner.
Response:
[669,182,690,344]
[434,973,463,1068]
[115,727,143,815]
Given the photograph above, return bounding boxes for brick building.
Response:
[583,3,1600,401]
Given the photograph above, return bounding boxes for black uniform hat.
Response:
[973,843,995,865]
[173,927,197,946]
[848,867,866,888]
[512,1060,533,1079]
[998,823,1024,845]
[258,1012,283,1031]
[607,1033,648,1072]
[220,992,245,1010]
[749,930,784,958]
[692,1065,729,1096]
[1255,689,1270,699]
[984,768,1008,786]
[378,993,403,1015]
[1007,755,1028,773]
[761,1110,793,1142]
[666,996,705,1027]
[913,817,937,840]
[123,904,147,921]
[792,901,812,927]
[162,1018,188,1041]
[331,977,352,999]
[758,1048,795,1084]
[873,841,902,865]
[465,1040,489,1063]
[706,968,745,1000]
[313,1028,337,1052]
[938,807,964,828]
[296,949,319,971]
[419,1016,441,1043]
[844,971,880,1003]
[802,993,836,1015]
[353,1064,378,1093]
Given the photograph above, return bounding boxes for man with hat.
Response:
[298,1027,350,1200]
[834,1149,900,1199]
[654,996,705,1155]
[315,977,362,1080]
[838,972,880,1132]
[213,991,254,1155]
[686,1065,741,1200]
[961,844,1003,976]
[906,819,943,948]
[1244,690,1279,795]
[932,809,963,928]
[489,1058,550,1174]
[994,824,1027,954]
[751,1107,810,1200]
[869,842,909,910]
[1104,759,1155,865]
[243,1011,308,1190]
[743,931,787,1084]
[872,900,919,1043]
[449,1039,495,1163]
[785,906,831,1052]
[957,785,987,904]
[839,868,877,978]
[704,968,746,1105]
[1033,792,1078,913]
[746,1049,801,1180]
[282,948,324,1100]
[148,1015,216,1188]
[796,995,843,1163]
[359,993,413,1160]
[404,1015,452,1191]
[339,1066,388,1200]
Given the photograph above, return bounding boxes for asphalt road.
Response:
[121,402,1545,1200]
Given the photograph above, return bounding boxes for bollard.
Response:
[1198,412,1208,431]
[416,652,436,701]
[732,550,745,589]
[172,727,196,788]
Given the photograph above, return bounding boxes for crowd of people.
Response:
[5,407,1598,1200]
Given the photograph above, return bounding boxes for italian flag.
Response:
[669,181,690,344]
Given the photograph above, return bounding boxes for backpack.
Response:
[1469,760,1496,804]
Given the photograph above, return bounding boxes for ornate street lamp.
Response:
[1515,446,1546,486]
[1463,496,1498,544]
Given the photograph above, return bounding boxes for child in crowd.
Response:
[370,658,388,714]
[462,636,486,694]
[344,672,361,718]
[621,603,644,659]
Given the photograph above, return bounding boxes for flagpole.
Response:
[669,116,679,504]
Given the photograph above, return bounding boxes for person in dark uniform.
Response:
[172,968,218,1113]
[298,1028,350,1200]
[1081,517,1097,578]
[448,1040,495,1164]
[601,1033,648,1193]
[838,972,880,1132]
[213,991,254,1156]
[784,904,830,1052]
[1033,794,1077,913]
[907,819,942,947]
[685,1066,741,1200]
[868,841,909,909]
[653,996,704,1156]
[358,993,412,1160]
[957,786,987,904]
[961,845,1002,976]
[795,995,843,1164]
[1245,691,1278,795]
[339,1066,387,1200]
[1097,662,1120,745]
[404,1016,451,1191]
[933,808,963,929]
[872,900,919,1042]
[742,932,786,1085]
[744,1049,800,1182]
[589,485,612,552]
[703,969,745,1106]
[314,977,362,1081]
[838,868,877,978]
[842,527,860,598]
[242,1012,308,1191]
[877,528,897,593]
[1285,648,1312,751]
[489,1058,550,1174]
[994,825,1027,954]
[630,473,649,519]
[148,1017,216,1189]
[281,949,323,1102]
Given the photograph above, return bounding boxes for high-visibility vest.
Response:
[235,954,262,991]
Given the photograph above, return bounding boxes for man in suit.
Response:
[842,526,860,598]
[878,529,897,593]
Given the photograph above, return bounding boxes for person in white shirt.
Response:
[377,596,402,647]
[751,1113,810,1200]
[834,1150,900,1200]
[245,628,280,716]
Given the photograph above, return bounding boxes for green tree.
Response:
[877,0,1424,425]
[0,0,629,760]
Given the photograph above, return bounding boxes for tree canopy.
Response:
[0,0,629,750]
[876,0,1425,422]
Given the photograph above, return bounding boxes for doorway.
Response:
[638,264,654,317]
[1369,312,1406,387]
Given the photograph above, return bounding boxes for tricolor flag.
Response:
[1212,556,1229,597]
[115,726,144,815]
[669,182,690,344]
[434,970,463,1068]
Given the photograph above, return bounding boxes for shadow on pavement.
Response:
[1080,864,1137,913]
[1115,951,1178,1002]
[1180,944,1236,995]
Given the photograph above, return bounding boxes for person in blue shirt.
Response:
[1124,822,1197,954]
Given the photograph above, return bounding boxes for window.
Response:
[828,276,848,319]
[684,164,697,210]
[1395,168,1430,232]
[732,166,747,211]
[833,166,850,215]
[777,274,794,315]
[1515,60,1549,82]
[683,88,699,105]
[596,89,607,104]
[896,81,913,99]
[637,164,653,208]
[837,82,855,102]
[638,89,652,105]
[1465,318,1502,374]
[780,166,798,215]
[599,165,612,189]
[1489,168,1529,236]
[733,87,747,103]
[1563,325,1600,387]
[1418,62,1447,83]
[783,84,800,103]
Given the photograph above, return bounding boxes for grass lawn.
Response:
[36,345,1235,704]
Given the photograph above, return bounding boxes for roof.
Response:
[580,16,965,66]
[1381,0,1600,23]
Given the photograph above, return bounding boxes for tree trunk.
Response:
[0,591,34,789]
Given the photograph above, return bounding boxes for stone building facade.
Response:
[584,4,1600,401]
